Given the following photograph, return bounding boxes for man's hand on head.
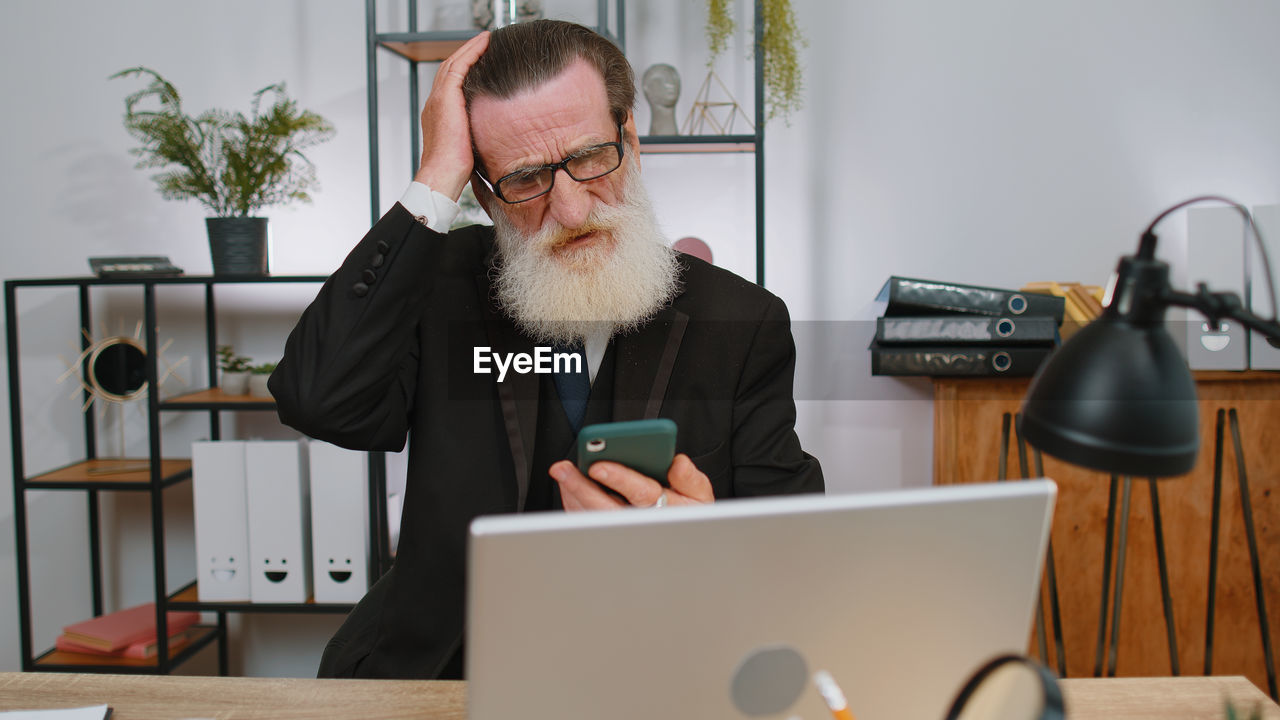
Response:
[549,453,714,511]
[414,31,490,202]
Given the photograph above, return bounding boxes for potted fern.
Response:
[112,67,335,275]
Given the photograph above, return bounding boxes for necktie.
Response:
[552,340,590,433]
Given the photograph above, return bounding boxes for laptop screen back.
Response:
[467,479,1056,720]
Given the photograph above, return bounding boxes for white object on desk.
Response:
[1251,204,1280,370]
[1186,206,1249,370]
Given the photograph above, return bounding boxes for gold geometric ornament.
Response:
[681,70,756,136]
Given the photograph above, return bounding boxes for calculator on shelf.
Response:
[88,256,185,277]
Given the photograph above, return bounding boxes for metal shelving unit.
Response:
[6,274,390,675]
[364,0,767,284]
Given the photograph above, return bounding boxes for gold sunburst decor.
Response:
[56,321,189,472]
[58,320,187,412]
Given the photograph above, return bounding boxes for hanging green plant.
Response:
[704,0,807,125]
[705,0,735,65]
[760,0,805,124]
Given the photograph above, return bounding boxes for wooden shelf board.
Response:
[639,141,756,154]
[169,584,354,613]
[381,39,467,62]
[28,458,191,486]
[164,388,274,405]
[35,625,214,668]
[171,584,200,603]
[639,134,757,154]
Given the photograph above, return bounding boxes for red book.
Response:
[60,602,200,653]
[55,626,198,659]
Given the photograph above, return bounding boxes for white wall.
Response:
[3,0,1280,676]
[777,0,1280,492]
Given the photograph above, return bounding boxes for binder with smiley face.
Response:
[192,440,251,602]
[246,439,312,603]
[308,441,370,604]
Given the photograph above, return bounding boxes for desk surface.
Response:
[1,672,1277,719]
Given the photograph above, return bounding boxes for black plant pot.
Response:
[207,217,268,276]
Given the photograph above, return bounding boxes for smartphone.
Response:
[576,418,678,486]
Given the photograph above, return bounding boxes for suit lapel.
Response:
[612,306,689,422]
[476,273,540,511]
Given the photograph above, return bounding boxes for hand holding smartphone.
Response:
[576,419,677,487]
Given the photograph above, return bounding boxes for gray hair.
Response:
[463,19,635,131]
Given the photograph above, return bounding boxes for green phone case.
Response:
[576,418,678,484]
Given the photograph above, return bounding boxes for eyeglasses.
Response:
[478,125,625,204]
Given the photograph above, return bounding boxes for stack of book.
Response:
[54,602,200,660]
[870,276,1066,377]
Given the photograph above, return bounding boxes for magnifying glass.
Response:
[944,654,1065,720]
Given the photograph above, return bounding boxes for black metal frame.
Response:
[364,0,768,286]
[1090,475,1180,678]
[1086,406,1275,698]
[998,412,1067,677]
[1002,411,1183,681]
[7,274,390,675]
[998,400,1274,695]
[1204,407,1277,698]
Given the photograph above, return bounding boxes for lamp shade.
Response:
[1018,317,1199,477]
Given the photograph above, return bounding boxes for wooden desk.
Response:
[2,672,1277,719]
[1060,676,1280,718]
[0,673,464,719]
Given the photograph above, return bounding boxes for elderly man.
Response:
[270,19,822,679]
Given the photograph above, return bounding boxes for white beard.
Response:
[490,163,682,345]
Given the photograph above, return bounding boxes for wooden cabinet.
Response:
[933,372,1280,695]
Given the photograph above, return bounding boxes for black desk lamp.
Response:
[1020,196,1280,476]
[1016,196,1280,692]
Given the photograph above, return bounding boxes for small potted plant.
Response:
[247,361,277,399]
[217,345,252,395]
[112,67,335,275]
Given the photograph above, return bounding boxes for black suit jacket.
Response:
[270,203,824,678]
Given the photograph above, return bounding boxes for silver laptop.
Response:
[467,479,1057,720]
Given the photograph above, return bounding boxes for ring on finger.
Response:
[651,489,668,508]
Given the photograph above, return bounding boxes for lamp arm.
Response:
[1163,284,1280,344]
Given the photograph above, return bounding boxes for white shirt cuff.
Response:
[400,182,461,233]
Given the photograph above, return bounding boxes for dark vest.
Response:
[525,342,618,511]
[438,342,620,677]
